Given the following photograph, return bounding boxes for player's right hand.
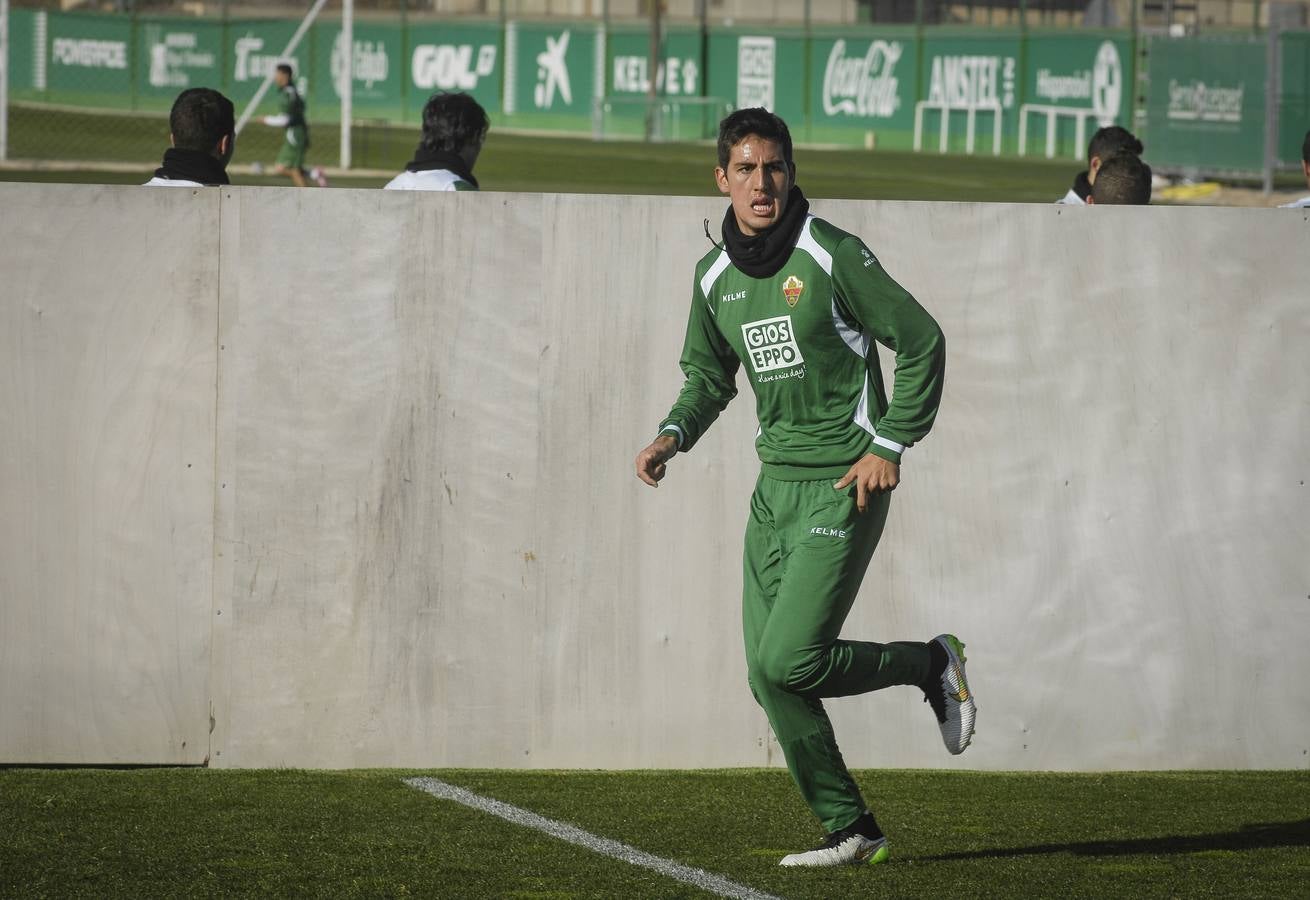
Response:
[635,435,679,488]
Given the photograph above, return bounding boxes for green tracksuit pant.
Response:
[743,473,931,833]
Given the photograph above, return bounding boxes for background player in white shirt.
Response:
[385,92,488,192]
[1057,126,1144,205]
[1281,130,1310,209]
[144,88,235,187]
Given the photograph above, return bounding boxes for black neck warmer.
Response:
[153,148,230,186]
[720,185,809,279]
[1071,169,1092,201]
[405,145,479,189]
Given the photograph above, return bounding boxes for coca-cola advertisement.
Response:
[809,35,918,147]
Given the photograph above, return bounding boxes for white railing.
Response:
[913,100,1003,156]
[1019,104,1102,159]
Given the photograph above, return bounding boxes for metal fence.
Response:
[14,0,1310,29]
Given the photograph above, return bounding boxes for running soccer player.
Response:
[634,108,975,868]
[263,63,326,188]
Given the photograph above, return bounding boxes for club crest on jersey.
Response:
[782,275,804,308]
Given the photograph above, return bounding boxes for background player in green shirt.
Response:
[634,108,976,869]
[262,63,326,188]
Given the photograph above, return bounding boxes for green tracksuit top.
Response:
[659,214,945,480]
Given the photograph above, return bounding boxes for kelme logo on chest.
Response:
[742,315,805,374]
[782,275,804,308]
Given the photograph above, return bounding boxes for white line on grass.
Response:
[404,777,781,900]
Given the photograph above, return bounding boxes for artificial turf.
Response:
[2,768,1307,898]
[9,104,1308,200]
[0,104,1094,201]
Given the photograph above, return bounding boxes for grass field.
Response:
[0,104,1134,201]
[2,768,1307,898]
[7,105,1307,201]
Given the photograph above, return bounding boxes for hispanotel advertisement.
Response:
[807,29,918,146]
[1021,34,1133,158]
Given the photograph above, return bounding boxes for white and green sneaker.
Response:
[779,813,890,868]
[923,633,976,755]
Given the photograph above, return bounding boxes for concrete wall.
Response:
[0,186,217,764]
[1,183,1307,770]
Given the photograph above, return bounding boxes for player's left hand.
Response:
[834,454,899,513]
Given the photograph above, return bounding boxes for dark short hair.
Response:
[1091,153,1152,205]
[170,87,235,153]
[717,108,793,171]
[419,92,490,154]
[276,63,294,78]
[1302,129,1309,164]
[1087,125,1143,166]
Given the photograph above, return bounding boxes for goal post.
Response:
[592,95,732,143]
[1,0,9,162]
[339,0,352,171]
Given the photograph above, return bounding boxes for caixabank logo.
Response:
[742,316,805,382]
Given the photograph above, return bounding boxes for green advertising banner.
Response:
[807,28,918,149]
[706,30,806,128]
[1020,32,1133,159]
[310,21,404,122]
[606,26,702,97]
[7,8,37,96]
[226,18,308,111]
[1279,31,1310,166]
[504,20,600,131]
[20,9,1303,174]
[917,32,1023,155]
[405,20,504,122]
[602,25,710,138]
[1142,36,1267,172]
[45,11,134,105]
[135,17,226,112]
